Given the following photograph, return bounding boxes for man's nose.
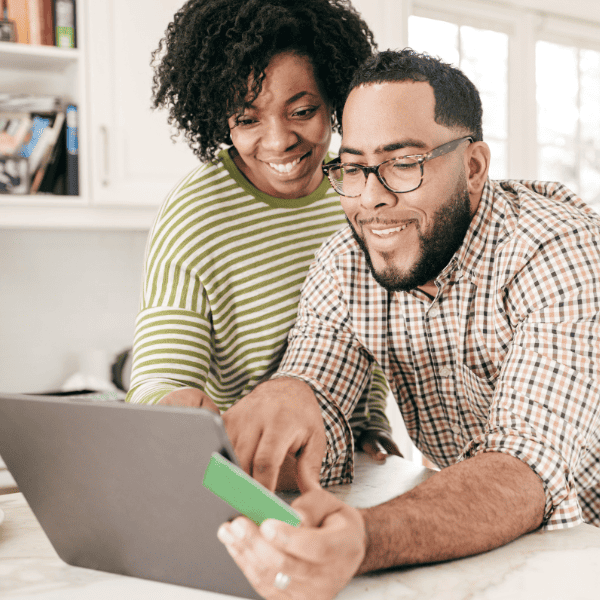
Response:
[360,171,398,210]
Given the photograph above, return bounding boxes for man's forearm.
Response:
[358,452,545,572]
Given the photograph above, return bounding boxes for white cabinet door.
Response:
[85,0,199,208]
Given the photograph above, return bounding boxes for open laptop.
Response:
[0,393,263,599]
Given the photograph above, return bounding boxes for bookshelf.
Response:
[1,0,198,230]
[0,0,87,227]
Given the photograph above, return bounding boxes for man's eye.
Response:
[344,166,363,177]
[392,159,419,170]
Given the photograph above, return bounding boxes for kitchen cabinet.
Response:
[85,0,198,212]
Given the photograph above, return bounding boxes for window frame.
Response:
[350,0,600,207]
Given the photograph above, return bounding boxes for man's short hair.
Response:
[347,48,483,142]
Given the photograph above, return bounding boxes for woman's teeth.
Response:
[268,156,303,173]
[372,224,409,236]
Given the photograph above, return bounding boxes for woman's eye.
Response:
[292,107,318,118]
[235,117,257,127]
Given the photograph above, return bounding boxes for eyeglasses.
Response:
[322,136,474,197]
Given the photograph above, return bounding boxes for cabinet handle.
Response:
[100,125,110,187]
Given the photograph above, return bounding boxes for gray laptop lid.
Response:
[0,393,261,599]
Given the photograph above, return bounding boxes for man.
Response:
[219,49,600,600]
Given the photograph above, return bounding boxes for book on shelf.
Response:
[0,154,28,193]
[0,0,18,42]
[5,0,30,44]
[0,112,32,155]
[53,0,75,48]
[29,109,64,193]
[0,95,77,196]
[4,0,72,47]
[19,114,51,173]
[34,111,65,193]
[65,103,77,194]
[31,0,54,46]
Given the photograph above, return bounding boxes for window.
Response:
[408,15,509,180]
[536,41,600,207]
[349,0,600,212]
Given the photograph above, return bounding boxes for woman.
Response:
[126,0,400,479]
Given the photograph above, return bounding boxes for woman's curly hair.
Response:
[151,0,376,163]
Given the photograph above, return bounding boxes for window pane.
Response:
[408,16,459,65]
[461,26,508,141]
[580,49,600,146]
[536,42,578,146]
[537,41,600,210]
[486,139,507,181]
[580,49,600,208]
[539,145,577,192]
[408,16,508,179]
[581,156,600,208]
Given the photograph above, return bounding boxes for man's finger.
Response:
[225,421,263,476]
[295,434,326,493]
[251,433,293,491]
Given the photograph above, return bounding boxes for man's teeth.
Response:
[372,224,409,236]
[269,156,302,173]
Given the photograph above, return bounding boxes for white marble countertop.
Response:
[1,453,599,599]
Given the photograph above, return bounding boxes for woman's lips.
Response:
[265,151,311,174]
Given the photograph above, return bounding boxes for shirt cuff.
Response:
[460,432,584,529]
[271,372,354,486]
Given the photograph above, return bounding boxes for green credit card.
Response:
[203,452,301,527]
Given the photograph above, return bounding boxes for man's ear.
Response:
[464,141,490,213]
[465,141,490,194]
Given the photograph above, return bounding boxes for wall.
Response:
[0,229,147,393]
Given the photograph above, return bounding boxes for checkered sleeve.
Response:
[273,252,374,487]
[461,219,600,529]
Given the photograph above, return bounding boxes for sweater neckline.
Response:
[220,147,334,209]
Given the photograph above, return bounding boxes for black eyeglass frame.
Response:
[322,136,474,197]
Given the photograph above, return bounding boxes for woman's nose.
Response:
[262,119,298,153]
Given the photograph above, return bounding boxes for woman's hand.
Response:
[157,388,220,414]
[357,429,403,462]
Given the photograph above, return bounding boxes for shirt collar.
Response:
[437,179,503,287]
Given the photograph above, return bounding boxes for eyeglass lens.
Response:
[328,157,421,196]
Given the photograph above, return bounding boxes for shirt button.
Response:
[439,366,453,377]
[451,424,461,435]
[429,307,440,318]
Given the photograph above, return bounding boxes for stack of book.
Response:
[1,0,76,48]
[0,93,78,195]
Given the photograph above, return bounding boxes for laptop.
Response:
[0,393,262,599]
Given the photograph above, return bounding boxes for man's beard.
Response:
[348,181,472,292]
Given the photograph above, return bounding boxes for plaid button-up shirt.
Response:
[275,179,600,529]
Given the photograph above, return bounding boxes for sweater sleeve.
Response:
[125,215,213,406]
[348,363,392,437]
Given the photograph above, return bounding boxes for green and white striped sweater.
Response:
[126,148,390,435]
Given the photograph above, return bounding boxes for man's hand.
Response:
[217,489,366,600]
[158,388,220,414]
[358,429,403,462]
[222,378,326,492]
